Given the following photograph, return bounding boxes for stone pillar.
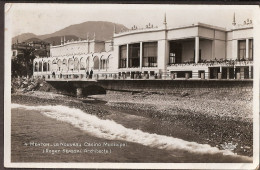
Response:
[249,66,252,79]
[240,67,245,79]
[218,73,222,80]
[76,88,83,97]
[185,73,190,80]
[99,58,101,71]
[246,39,249,60]
[42,61,44,72]
[140,42,143,69]
[206,70,210,79]
[157,29,168,79]
[201,72,205,79]
[126,44,129,68]
[195,36,200,63]
[218,66,222,79]
[212,32,215,59]
[192,71,199,79]
[232,40,238,60]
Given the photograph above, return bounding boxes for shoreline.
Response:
[11,90,253,157]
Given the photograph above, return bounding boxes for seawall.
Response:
[47,79,253,96]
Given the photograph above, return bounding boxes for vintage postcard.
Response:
[4,3,260,169]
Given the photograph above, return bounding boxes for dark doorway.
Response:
[244,67,249,79]
[171,71,192,78]
[198,70,205,78]
[209,67,220,79]
[169,42,182,64]
[235,68,241,79]
[222,68,228,79]
[229,68,234,79]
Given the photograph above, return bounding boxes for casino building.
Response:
[33,14,254,80]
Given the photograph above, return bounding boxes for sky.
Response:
[6,4,257,37]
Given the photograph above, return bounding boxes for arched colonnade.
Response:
[33,52,112,74]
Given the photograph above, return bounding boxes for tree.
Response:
[11,48,36,78]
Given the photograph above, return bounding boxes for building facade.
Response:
[33,14,254,80]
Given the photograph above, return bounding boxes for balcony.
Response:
[168,59,253,67]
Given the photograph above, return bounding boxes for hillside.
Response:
[12,33,37,44]
[24,37,42,43]
[12,21,128,45]
[43,35,80,45]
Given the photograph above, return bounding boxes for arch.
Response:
[39,61,42,72]
[74,58,80,71]
[43,62,47,71]
[86,57,90,71]
[106,54,111,70]
[93,56,99,70]
[68,58,74,71]
[52,59,58,72]
[34,62,38,72]
[80,57,85,70]
[100,55,106,70]
[62,59,68,72]
[57,59,62,71]
[82,85,106,96]
[48,60,51,71]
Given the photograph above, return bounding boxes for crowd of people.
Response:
[50,69,94,79]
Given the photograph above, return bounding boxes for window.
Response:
[143,42,157,67]
[238,40,246,60]
[119,45,127,68]
[128,43,140,68]
[249,39,253,60]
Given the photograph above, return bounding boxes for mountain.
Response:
[12,21,128,45]
[24,37,42,43]
[43,35,80,46]
[38,21,127,41]
[12,33,37,44]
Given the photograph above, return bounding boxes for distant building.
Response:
[33,14,254,80]
[12,41,50,59]
[27,41,50,51]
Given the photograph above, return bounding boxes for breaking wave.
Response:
[12,103,251,160]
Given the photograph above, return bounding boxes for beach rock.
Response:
[181,91,189,97]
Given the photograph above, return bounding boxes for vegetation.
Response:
[11,49,36,78]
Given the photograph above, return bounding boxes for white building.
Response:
[33,14,254,80]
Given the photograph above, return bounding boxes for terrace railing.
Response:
[168,59,253,67]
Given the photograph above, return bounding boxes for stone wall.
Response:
[48,80,253,96]
[97,80,253,94]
